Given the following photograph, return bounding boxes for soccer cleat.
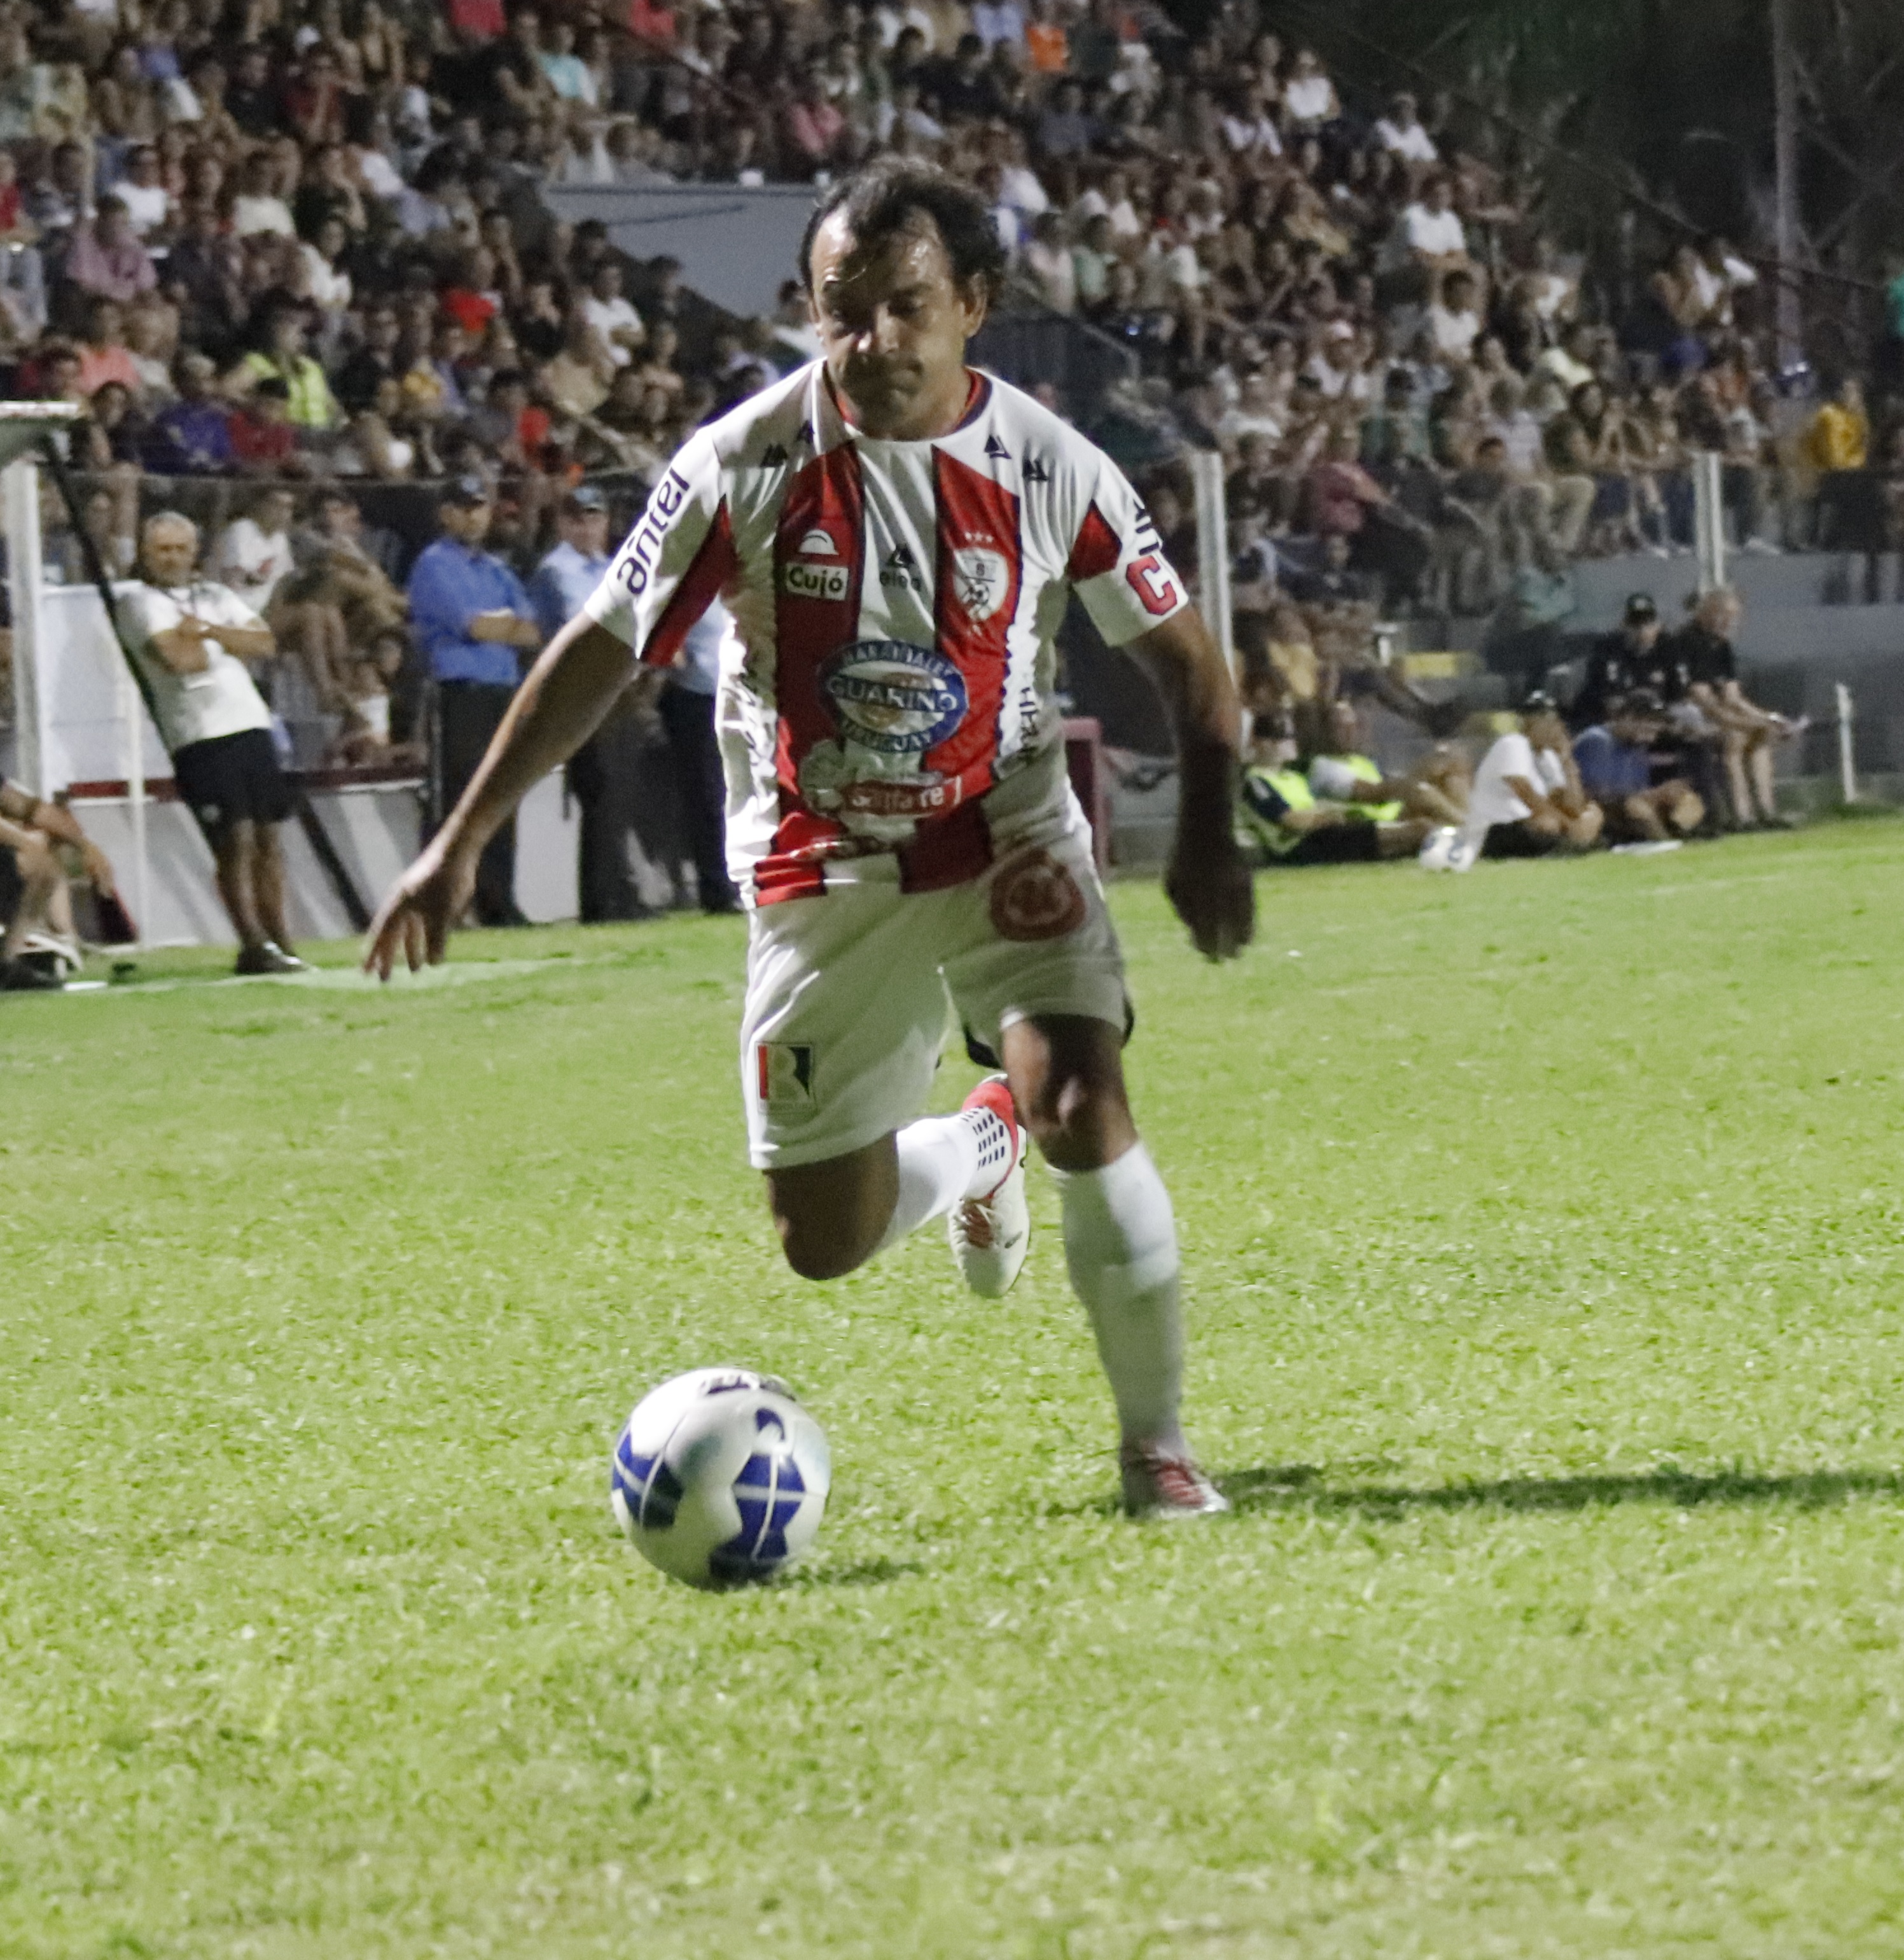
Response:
[947,1074,1031,1298]
[0,956,64,992]
[1120,1442,1230,1520]
[234,942,309,976]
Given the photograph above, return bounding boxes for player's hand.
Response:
[362,839,475,980]
[1165,829,1255,963]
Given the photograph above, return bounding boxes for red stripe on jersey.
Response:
[898,800,992,894]
[1066,501,1121,583]
[639,501,736,667]
[754,446,868,905]
[923,445,1021,807]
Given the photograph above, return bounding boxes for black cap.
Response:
[1623,592,1658,624]
[443,472,492,508]
[564,485,607,513]
[1618,686,1665,717]
[1521,690,1560,718]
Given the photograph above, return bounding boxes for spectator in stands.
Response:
[229,376,302,476]
[0,779,119,992]
[1809,376,1872,550]
[1573,592,1665,730]
[1464,694,1604,858]
[116,511,305,975]
[407,475,540,928]
[213,487,298,616]
[62,194,156,307]
[1573,690,1704,844]
[148,351,233,474]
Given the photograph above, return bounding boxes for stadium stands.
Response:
[0,0,1894,870]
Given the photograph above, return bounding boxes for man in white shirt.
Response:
[578,258,646,367]
[212,487,298,615]
[1401,176,1468,272]
[1464,694,1603,857]
[1426,267,1483,362]
[118,512,307,973]
[1375,92,1439,167]
[113,145,171,239]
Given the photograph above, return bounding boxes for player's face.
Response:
[808,212,988,440]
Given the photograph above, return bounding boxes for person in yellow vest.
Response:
[1808,376,1873,551]
[1238,719,1435,866]
[1305,699,1470,830]
[225,300,338,433]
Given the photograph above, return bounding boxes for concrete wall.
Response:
[540,181,814,317]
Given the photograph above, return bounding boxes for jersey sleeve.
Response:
[583,429,739,667]
[1062,449,1190,646]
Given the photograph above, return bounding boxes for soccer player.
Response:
[365,162,1254,1518]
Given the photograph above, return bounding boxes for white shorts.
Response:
[739,826,1129,1169]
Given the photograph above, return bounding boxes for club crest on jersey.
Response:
[951,545,1011,623]
[819,640,967,756]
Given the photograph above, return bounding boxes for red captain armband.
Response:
[1126,553,1180,616]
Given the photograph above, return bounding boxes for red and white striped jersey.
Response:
[583,361,1188,905]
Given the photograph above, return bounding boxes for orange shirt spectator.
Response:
[1025,1,1067,74]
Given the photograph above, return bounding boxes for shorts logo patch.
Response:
[952,545,1011,623]
[756,1041,816,1107]
[989,849,1087,943]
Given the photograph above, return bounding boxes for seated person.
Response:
[1573,689,1704,844]
[1240,719,1434,866]
[1464,693,1604,857]
[326,627,425,770]
[1660,587,1801,830]
[1305,698,1470,830]
[0,779,121,991]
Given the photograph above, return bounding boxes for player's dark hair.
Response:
[798,159,1006,302]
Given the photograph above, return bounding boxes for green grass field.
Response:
[7,821,1904,1958]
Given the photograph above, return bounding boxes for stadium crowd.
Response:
[0,0,1883,980]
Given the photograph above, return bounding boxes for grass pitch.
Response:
[6,823,1904,1957]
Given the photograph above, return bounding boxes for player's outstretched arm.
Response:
[1129,606,1256,963]
[363,615,635,978]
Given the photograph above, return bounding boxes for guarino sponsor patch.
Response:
[797,639,972,828]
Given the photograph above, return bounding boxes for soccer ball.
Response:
[1419,826,1479,873]
[611,1368,831,1588]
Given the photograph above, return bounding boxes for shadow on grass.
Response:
[1218,1463,1904,1517]
[785,1555,926,1588]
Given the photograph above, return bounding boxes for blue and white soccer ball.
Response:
[611,1368,831,1589]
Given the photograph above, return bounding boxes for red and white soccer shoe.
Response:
[947,1074,1031,1298]
[1119,1442,1231,1520]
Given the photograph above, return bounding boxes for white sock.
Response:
[873,1101,1015,1255]
[1050,1141,1186,1451]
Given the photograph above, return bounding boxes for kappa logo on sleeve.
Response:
[755,1042,817,1107]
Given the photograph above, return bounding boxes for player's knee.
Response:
[773,1213,871,1283]
[1021,1067,1130,1166]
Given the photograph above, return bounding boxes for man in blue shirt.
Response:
[407,475,541,926]
[1573,688,1704,844]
